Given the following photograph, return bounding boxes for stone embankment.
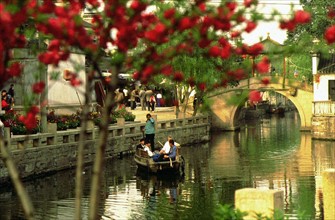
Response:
[0,108,210,183]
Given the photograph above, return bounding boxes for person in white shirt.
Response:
[144,140,154,157]
[156,92,162,107]
[160,135,180,155]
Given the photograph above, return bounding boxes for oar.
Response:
[158,141,164,147]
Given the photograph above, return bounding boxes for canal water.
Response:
[0,111,334,219]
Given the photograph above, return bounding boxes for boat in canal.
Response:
[134,147,185,175]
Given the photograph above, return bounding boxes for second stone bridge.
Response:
[207,76,313,131]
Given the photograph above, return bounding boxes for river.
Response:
[0,111,334,219]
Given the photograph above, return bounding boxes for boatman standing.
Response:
[144,113,155,152]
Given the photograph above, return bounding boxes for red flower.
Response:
[324,25,335,44]
[178,17,193,31]
[173,72,184,82]
[164,8,175,19]
[133,71,140,80]
[226,2,237,11]
[142,65,154,78]
[161,65,173,76]
[245,21,257,33]
[70,76,82,87]
[328,7,335,19]
[7,62,22,77]
[32,82,46,94]
[244,0,256,7]
[218,37,229,47]
[294,10,311,24]
[198,38,211,48]
[209,46,221,57]
[249,90,262,102]
[234,69,246,80]
[247,43,263,56]
[231,31,241,38]
[48,39,61,51]
[188,77,195,87]
[198,3,206,12]
[19,106,39,130]
[256,57,270,73]
[261,77,270,85]
[279,20,296,32]
[130,0,147,12]
[220,45,231,59]
[198,82,206,91]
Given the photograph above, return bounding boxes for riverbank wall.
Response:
[0,115,210,183]
[312,116,335,140]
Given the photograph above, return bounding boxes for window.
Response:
[329,80,335,101]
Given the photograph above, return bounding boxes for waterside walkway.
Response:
[0,108,210,183]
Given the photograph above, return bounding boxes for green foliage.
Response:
[66,113,81,129]
[288,0,335,41]
[47,109,59,123]
[111,108,136,121]
[56,117,69,131]
[213,204,247,220]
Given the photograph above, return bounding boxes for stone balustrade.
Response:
[0,115,210,183]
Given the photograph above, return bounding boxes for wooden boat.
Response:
[134,148,185,174]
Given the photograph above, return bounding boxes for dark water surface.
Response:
[1,111,334,219]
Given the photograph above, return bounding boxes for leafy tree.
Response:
[284,0,335,82]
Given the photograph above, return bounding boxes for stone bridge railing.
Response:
[0,115,210,183]
[313,101,335,116]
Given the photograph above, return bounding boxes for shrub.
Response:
[57,116,68,131]
[111,108,136,121]
[1,111,39,135]
[66,113,81,129]
[47,109,59,123]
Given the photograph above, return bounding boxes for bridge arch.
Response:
[208,77,313,131]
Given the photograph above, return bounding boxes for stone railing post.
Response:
[322,169,335,220]
[235,188,284,219]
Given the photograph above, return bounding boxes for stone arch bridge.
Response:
[207,76,313,131]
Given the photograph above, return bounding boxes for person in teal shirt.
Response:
[144,113,155,152]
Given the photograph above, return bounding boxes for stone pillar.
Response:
[116,118,125,126]
[235,188,284,219]
[151,114,157,130]
[322,169,335,220]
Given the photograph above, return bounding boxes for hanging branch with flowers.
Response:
[3,0,335,219]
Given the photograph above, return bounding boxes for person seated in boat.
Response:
[143,140,154,157]
[159,135,180,155]
[136,138,145,150]
[162,139,177,161]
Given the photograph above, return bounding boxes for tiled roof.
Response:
[259,34,285,54]
[318,53,335,74]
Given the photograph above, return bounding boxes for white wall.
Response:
[314,74,335,101]
[47,53,86,108]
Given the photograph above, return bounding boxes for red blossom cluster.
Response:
[18,106,39,130]
[2,0,333,131]
[324,7,335,44]
[280,10,311,31]
[0,2,27,87]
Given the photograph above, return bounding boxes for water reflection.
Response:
[0,112,334,219]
